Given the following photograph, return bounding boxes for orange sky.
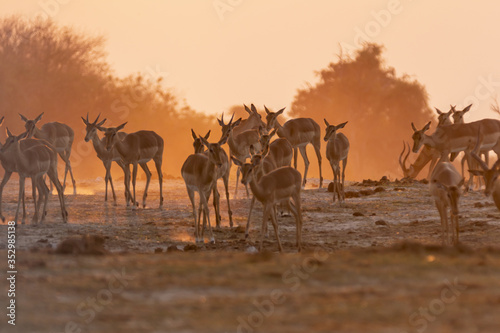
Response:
[3,1,500,123]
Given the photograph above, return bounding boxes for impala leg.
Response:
[0,171,12,222]
[293,147,298,169]
[14,177,25,225]
[31,177,38,224]
[436,200,448,245]
[235,166,241,198]
[298,146,310,187]
[269,204,283,253]
[329,160,336,203]
[131,163,139,209]
[287,195,302,252]
[223,174,233,227]
[313,140,323,188]
[47,170,68,223]
[259,205,270,251]
[21,180,27,224]
[341,157,348,203]
[200,191,214,244]
[245,196,256,238]
[154,158,163,209]
[139,163,152,208]
[38,177,49,224]
[186,188,199,243]
[61,150,77,195]
[212,185,221,229]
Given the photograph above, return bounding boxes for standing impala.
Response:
[20,112,77,194]
[429,162,464,245]
[191,129,233,228]
[265,106,323,188]
[182,133,228,244]
[99,123,164,210]
[411,118,500,189]
[82,114,130,205]
[324,120,349,204]
[232,155,303,253]
[1,129,67,224]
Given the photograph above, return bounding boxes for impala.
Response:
[20,113,77,194]
[429,162,464,245]
[82,114,130,205]
[324,120,349,203]
[182,133,228,243]
[399,142,440,179]
[1,129,67,224]
[232,155,303,253]
[99,123,164,210]
[191,129,233,228]
[411,118,500,189]
[265,106,323,188]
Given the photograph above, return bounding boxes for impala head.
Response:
[411,121,431,153]
[98,122,127,151]
[1,128,27,153]
[19,112,43,138]
[399,141,413,178]
[323,119,348,142]
[264,106,286,131]
[433,180,464,216]
[450,104,472,124]
[231,154,261,185]
[217,113,242,139]
[82,113,106,142]
[191,129,210,154]
[435,107,452,126]
[259,128,276,152]
[468,152,500,197]
[199,134,227,168]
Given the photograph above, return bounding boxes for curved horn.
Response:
[399,141,410,176]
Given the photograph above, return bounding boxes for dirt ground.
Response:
[2,176,500,333]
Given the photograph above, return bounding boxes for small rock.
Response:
[183,244,198,252]
[246,246,258,254]
[37,239,48,243]
[154,247,163,254]
[394,187,406,191]
[374,187,385,193]
[353,212,364,217]
[375,220,388,226]
[167,245,180,252]
[474,202,485,208]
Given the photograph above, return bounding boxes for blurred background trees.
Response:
[0,16,434,181]
[290,43,433,179]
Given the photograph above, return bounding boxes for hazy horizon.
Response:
[2,1,500,121]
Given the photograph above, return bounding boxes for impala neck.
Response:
[90,131,107,156]
[248,167,266,202]
[272,120,286,138]
[410,146,434,176]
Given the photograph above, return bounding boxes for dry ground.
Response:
[1,176,500,332]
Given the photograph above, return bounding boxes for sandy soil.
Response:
[1,176,500,332]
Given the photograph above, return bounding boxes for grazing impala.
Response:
[182,133,228,243]
[324,120,349,204]
[99,123,164,210]
[191,129,233,228]
[429,162,464,245]
[82,114,130,205]
[20,113,77,194]
[265,106,323,188]
[399,142,441,179]
[232,155,303,252]
[1,129,67,224]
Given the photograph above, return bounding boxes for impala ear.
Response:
[19,113,28,122]
[199,135,210,148]
[191,129,197,140]
[337,121,348,129]
[324,119,330,127]
[463,104,472,112]
[231,156,243,167]
[35,112,44,123]
[233,118,242,127]
[116,122,127,131]
[6,128,13,138]
[423,121,431,132]
[276,107,285,115]
[244,104,252,114]
[264,105,270,114]
[204,130,211,140]
[251,104,257,113]
[81,116,88,125]
[435,107,443,115]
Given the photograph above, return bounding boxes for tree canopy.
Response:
[290,43,433,179]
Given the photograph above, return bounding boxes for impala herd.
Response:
[2,102,500,252]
